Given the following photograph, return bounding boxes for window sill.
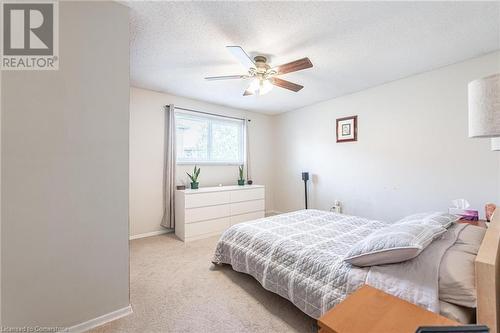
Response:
[176,162,243,166]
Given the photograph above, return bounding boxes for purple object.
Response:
[458,210,479,221]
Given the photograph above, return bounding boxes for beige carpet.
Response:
[90,233,317,333]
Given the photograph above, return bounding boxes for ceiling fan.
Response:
[205,46,313,96]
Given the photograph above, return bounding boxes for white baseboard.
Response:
[266,210,284,216]
[129,229,172,240]
[66,304,132,333]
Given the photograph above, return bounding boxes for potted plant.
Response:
[238,165,245,186]
[187,165,200,189]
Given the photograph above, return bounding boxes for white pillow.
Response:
[344,221,446,266]
[396,212,460,229]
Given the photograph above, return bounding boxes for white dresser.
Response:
[175,185,265,242]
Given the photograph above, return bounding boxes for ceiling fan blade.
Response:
[205,75,248,81]
[274,57,313,75]
[226,46,255,69]
[270,77,303,92]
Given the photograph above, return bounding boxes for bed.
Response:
[212,209,500,331]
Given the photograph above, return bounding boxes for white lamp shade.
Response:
[468,73,500,138]
[492,137,500,151]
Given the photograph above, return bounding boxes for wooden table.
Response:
[318,285,458,333]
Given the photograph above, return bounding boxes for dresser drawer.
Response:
[230,199,265,216]
[185,191,231,208]
[185,204,230,223]
[230,211,265,226]
[185,217,230,238]
[230,188,265,203]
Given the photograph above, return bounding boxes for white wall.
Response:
[1,2,130,328]
[130,87,275,237]
[0,51,3,328]
[273,51,500,221]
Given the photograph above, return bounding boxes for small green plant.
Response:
[187,165,200,189]
[238,165,244,181]
[237,165,245,186]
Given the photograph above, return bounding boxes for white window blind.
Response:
[175,111,245,165]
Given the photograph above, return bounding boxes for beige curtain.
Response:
[161,105,176,229]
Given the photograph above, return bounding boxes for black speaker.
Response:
[302,172,309,209]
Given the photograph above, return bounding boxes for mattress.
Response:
[439,300,475,324]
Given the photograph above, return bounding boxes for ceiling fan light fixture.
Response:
[248,78,259,94]
[260,79,273,95]
[248,78,273,95]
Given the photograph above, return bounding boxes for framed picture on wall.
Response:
[336,115,358,143]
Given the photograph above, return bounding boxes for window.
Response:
[175,111,245,165]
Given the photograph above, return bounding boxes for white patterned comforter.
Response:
[212,209,463,319]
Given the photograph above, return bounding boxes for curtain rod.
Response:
[173,106,251,122]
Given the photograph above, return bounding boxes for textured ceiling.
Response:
[129,1,500,114]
